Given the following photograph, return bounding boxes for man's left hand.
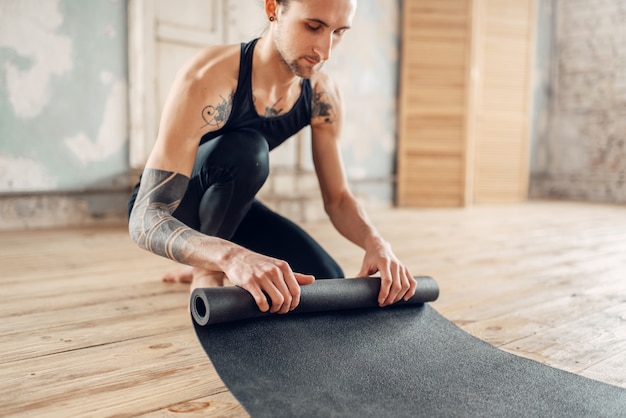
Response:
[357,239,417,307]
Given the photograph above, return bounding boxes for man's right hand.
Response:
[222,248,315,314]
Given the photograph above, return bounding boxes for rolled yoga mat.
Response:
[191,277,626,417]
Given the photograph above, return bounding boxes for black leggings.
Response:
[161,130,343,279]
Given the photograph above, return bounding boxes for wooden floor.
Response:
[1,200,625,417]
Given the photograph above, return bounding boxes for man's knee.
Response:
[196,130,270,187]
[229,130,270,182]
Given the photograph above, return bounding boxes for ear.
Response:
[264,0,278,21]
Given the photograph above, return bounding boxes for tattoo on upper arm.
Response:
[312,88,336,124]
[129,168,194,263]
[201,92,234,129]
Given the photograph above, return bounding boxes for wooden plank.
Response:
[403,68,466,86]
[0,330,223,417]
[398,0,470,207]
[139,391,248,417]
[582,349,626,389]
[0,261,180,318]
[403,87,466,107]
[500,305,626,374]
[471,0,534,203]
[1,201,626,418]
[0,290,189,363]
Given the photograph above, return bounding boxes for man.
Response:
[128,0,417,314]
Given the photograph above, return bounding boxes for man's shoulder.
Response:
[168,43,241,114]
[309,71,336,91]
[309,71,342,126]
[183,43,241,82]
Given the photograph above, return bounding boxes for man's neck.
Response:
[253,37,302,90]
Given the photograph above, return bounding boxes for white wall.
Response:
[0,0,129,230]
[0,0,400,229]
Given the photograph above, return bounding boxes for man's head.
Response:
[264,0,357,78]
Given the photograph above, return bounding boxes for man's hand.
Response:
[357,239,416,307]
[222,248,315,314]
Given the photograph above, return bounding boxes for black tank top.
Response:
[199,38,312,150]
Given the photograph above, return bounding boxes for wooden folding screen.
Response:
[397,0,535,207]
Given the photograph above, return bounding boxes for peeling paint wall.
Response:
[0,0,398,230]
[0,0,128,192]
[325,0,400,204]
[530,0,626,202]
[0,0,128,229]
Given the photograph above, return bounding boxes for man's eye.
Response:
[307,24,321,31]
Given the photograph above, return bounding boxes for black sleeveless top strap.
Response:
[199,38,313,150]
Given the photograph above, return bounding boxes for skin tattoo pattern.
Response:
[264,98,284,118]
[201,93,234,128]
[252,91,285,118]
[129,168,196,264]
[312,88,335,124]
[249,85,335,121]
[130,84,336,265]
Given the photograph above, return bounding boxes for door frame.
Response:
[128,0,158,172]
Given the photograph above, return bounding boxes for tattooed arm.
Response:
[128,169,194,262]
[128,44,313,313]
[128,45,236,270]
[309,73,417,307]
[129,165,315,315]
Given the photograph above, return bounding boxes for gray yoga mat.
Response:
[191,277,626,417]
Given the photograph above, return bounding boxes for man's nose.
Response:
[314,34,333,62]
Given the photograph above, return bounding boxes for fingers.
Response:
[377,266,392,306]
[245,284,270,313]
[356,265,370,278]
[268,264,315,313]
[403,271,417,301]
[260,264,292,314]
[276,263,300,313]
[379,264,415,307]
[295,273,315,285]
[291,274,315,311]
[242,261,309,314]
[244,275,289,314]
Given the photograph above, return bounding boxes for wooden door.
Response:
[397,0,535,207]
[128,0,226,171]
[397,0,473,207]
[471,0,535,203]
[128,0,265,172]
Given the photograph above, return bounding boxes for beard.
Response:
[280,53,324,79]
[274,36,323,79]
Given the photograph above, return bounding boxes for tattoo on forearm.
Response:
[201,92,234,128]
[312,88,335,124]
[129,168,194,263]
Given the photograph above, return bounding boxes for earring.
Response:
[269,16,275,21]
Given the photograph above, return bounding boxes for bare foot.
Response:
[163,265,224,302]
[189,268,225,293]
[162,265,194,283]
